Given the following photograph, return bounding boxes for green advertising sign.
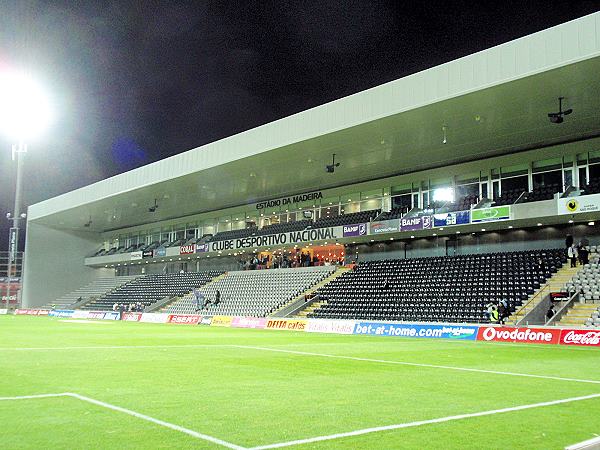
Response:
[470,206,511,223]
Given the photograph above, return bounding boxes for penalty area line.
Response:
[249,393,600,449]
[232,345,600,385]
[0,392,246,450]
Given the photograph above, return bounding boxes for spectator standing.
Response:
[497,302,507,324]
[546,303,556,321]
[568,244,578,268]
[214,290,221,306]
[490,305,499,323]
[580,244,590,265]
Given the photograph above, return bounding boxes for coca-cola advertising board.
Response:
[560,329,600,347]
[477,326,560,345]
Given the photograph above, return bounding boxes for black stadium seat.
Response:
[308,249,566,323]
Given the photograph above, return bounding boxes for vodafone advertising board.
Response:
[478,326,560,344]
[560,329,600,347]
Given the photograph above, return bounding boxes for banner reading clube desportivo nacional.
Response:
[209,227,341,252]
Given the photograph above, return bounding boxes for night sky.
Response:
[0,1,598,251]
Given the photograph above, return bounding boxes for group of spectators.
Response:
[193,289,221,311]
[566,235,590,268]
[238,252,345,271]
[486,299,510,324]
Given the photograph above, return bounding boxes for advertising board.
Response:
[306,319,356,334]
[265,319,307,331]
[477,326,560,344]
[139,313,169,323]
[369,220,400,234]
[0,308,7,315]
[122,312,142,322]
[179,244,196,255]
[230,316,267,329]
[433,211,470,227]
[400,216,432,232]
[353,322,478,339]
[72,310,90,319]
[103,312,120,320]
[470,206,510,223]
[48,310,75,318]
[154,247,166,257]
[130,251,143,260]
[557,194,600,215]
[168,314,201,325]
[15,309,48,316]
[560,329,600,347]
[342,223,367,237]
[199,315,213,325]
[210,315,233,327]
[87,311,106,320]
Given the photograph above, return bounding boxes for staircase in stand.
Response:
[505,265,579,326]
[291,267,351,318]
[557,302,600,327]
[159,273,229,313]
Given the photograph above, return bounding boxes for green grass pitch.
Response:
[1,316,600,449]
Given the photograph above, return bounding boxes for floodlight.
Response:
[0,69,52,142]
[432,187,454,203]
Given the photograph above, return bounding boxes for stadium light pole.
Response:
[0,69,52,309]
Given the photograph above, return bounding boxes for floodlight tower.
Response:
[0,69,52,309]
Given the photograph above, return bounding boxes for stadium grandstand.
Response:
[14,12,600,332]
[4,12,600,450]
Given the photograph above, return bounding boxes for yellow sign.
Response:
[211,315,233,327]
[566,199,579,213]
[265,319,307,331]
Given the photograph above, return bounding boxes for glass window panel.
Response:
[501,164,528,177]
[501,175,528,192]
[532,170,562,189]
[589,164,600,183]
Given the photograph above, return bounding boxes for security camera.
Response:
[548,97,572,124]
[326,154,340,173]
[148,199,159,213]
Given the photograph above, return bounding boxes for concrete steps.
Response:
[160,272,229,313]
[296,301,327,318]
[290,267,352,318]
[558,302,600,326]
[505,265,578,325]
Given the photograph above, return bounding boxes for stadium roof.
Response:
[29,12,600,232]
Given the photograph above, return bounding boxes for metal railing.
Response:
[545,292,579,326]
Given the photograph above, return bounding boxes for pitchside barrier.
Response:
[9,309,600,348]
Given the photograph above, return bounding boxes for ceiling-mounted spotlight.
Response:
[148,199,159,213]
[442,125,447,145]
[326,153,340,173]
[548,97,572,124]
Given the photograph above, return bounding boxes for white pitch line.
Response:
[0,344,233,351]
[0,393,70,401]
[0,392,246,450]
[67,393,246,450]
[232,345,600,385]
[250,393,600,449]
